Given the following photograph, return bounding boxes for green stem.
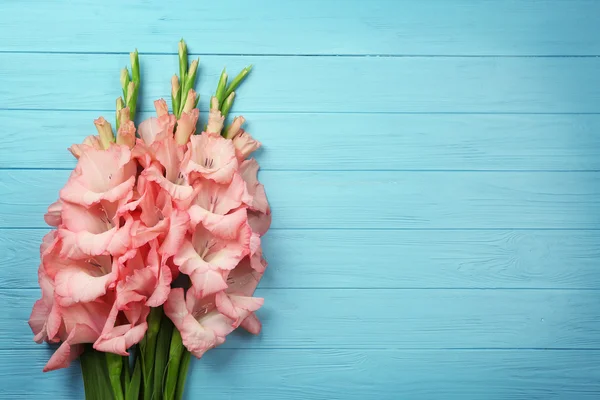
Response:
[163,329,185,400]
[125,354,142,400]
[175,351,192,400]
[122,355,131,395]
[80,345,115,400]
[153,316,174,398]
[106,352,125,400]
[142,307,163,400]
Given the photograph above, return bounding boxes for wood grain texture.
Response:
[4,111,600,171]
[4,289,600,350]
[1,0,599,56]
[2,0,600,397]
[1,170,599,229]
[2,349,599,399]
[3,228,600,290]
[2,54,600,113]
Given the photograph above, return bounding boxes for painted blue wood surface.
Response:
[1,1,599,399]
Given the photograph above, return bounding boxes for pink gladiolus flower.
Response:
[187,174,252,238]
[182,133,238,184]
[60,145,136,206]
[58,201,133,259]
[174,221,251,298]
[164,286,262,359]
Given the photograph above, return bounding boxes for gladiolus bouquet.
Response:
[28,40,270,400]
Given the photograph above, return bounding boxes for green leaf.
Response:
[125,356,142,400]
[153,316,174,398]
[224,65,252,99]
[163,329,185,400]
[175,351,192,400]
[80,345,116,400]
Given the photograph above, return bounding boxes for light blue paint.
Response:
[1,1,599,399]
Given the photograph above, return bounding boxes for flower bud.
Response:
[178,39,188,84]
[94,117,115,149]
[225,116,246,139]
[182,89,197,114]
[117,113,136,149]
[233,130,261,160]
[171,75,181,116]
[154,99,169,117]
[206,97,224,135]
[175,108,199,145]
[120,68,130,96]
[130,50,140,84]
[215,68,228,105]
[116,97,125,128]
[225,65,252,99]
[126,81,136,105]
[220,92,235,120]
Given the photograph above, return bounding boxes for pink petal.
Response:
[44,200,63,227]
[138,116,172,145]
[232,130,261,161]
[94,321,148,356]
[43,323,100,372]
[188,207,248,240]
[215,292,263,326]
[239,159,270,215]
[143,164,195,203]
[159,209,190,258]
[240,313,262,335]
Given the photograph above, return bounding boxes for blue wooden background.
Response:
[1,0,600,398]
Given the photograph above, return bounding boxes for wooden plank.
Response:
[4,228,600,290]
[5,288,600,350]
[2,348,599,399]
[1,0,599,55]
[2,54,600,113]
[3,111,600,171]
[1,170,599,229]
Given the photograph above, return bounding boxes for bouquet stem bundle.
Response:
[28,40,271,400]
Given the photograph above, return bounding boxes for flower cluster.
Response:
[29,95,270,371]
